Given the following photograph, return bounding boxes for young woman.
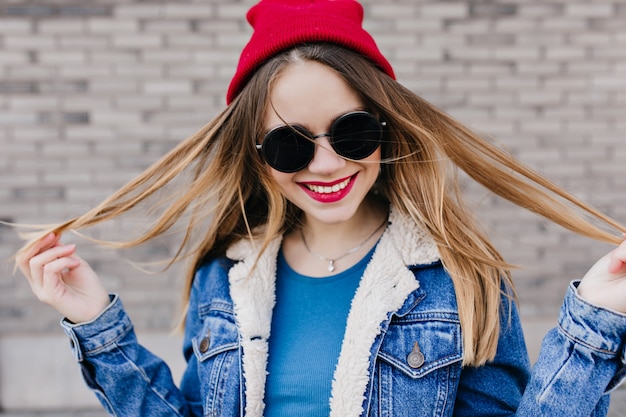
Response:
[16,1,626,416]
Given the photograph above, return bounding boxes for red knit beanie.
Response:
[226,0,395,104]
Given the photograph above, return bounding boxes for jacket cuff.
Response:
[60,294,133,362]
[559,281,626,357]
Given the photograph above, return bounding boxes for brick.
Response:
[168,65,217,78]
[61,96,112,111]
[395,47,444,64]
[447,46,491,61]
[90,79,140,94]
[113,34,163,49]
[566,61,610,74]
[65,126,116,141]
[142,50,192,63]
[545,46,587,60]
[516,62,561,75]
[87,18,139,33]
[38,51,86,65]
[493,46,541,61]
[540,18,587,31]
[3,35,55,49]
[493,17,538,33]
[215,33,253,48]
[447,18,490,35]
[565,4,614,18]
[570,32,613,46]
[37,19,85,34]
[165,34,214,48]
[420,3,468,18]
[417,62,461,76]
[0,18,32,32]
[143,80,193,95]
[0,112,37,125]
[591,46,626,59]
[516,33,565,47]
[59,64,112,78]
[396,18,442,32]
[495,75,539,90]
[90,110,143,125]
[5,65,56,78]
[494,106,538,120]
[518,4,564,18]
[114,4,166,18]
[196,20,242,33]
[446,76,491,90]
[370,5,417,18]
[215,4,250,19]
[116,96,164,110]
[113,64,163,78]
[163,4,214,18]
[543,107,586,120]
[8,96,59,110]
[58,35,109,49]
[468,92,515,106]
[544,76,589,90]
[0,51,30,64]
[591,76,626,89]
[519,119,562,134]
[167,96,213,110]
[90,50,139,64]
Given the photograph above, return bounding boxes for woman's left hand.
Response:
[577,238,626,313]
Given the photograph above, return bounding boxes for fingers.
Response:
[25,241,78,291]
[16,233,60,278]
[607,239,626,275]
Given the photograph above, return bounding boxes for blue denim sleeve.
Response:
[515,281,626,417]
[61,295,199,416]
[455,281,626,417]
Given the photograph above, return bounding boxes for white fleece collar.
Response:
[226,207,440,417]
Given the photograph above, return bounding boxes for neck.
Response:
[283,196,389,277]
[303,198,386,242]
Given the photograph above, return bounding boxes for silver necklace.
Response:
[300,219,387,273]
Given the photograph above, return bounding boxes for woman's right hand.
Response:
[16,232,111,324]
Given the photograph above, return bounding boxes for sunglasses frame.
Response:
[256,111,386,173]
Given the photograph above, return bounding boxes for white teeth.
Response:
[307,177,351,194]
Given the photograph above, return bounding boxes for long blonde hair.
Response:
[16,43,624,366]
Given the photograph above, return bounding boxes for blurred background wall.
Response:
[0,0,625,412]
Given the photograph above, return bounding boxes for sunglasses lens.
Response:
[262,126,315,173]
[331,112,383,160]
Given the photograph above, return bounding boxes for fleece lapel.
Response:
[329,208,440,417]
[227,236,281,417]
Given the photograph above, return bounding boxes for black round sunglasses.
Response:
[256,111,386,173]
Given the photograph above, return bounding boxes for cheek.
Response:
[269,168,295,191]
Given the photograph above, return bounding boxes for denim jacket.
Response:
[62,208,626,416]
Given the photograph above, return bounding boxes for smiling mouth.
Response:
[303,176,352,194]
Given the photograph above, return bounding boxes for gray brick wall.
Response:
[0,0,625,412]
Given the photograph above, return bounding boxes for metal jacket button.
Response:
[199,329,211,353]
[407,341,425,369]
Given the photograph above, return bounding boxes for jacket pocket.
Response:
[191,302,240,417]
[370,313,463,417]
[377,312,463,378]
[192,302,239,361]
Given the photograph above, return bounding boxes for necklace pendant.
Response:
[328,260,335,272]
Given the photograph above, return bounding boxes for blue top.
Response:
[264,246,376,417]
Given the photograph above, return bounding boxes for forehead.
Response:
[265,60,364,128]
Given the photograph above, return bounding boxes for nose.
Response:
[307,136,346,174]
